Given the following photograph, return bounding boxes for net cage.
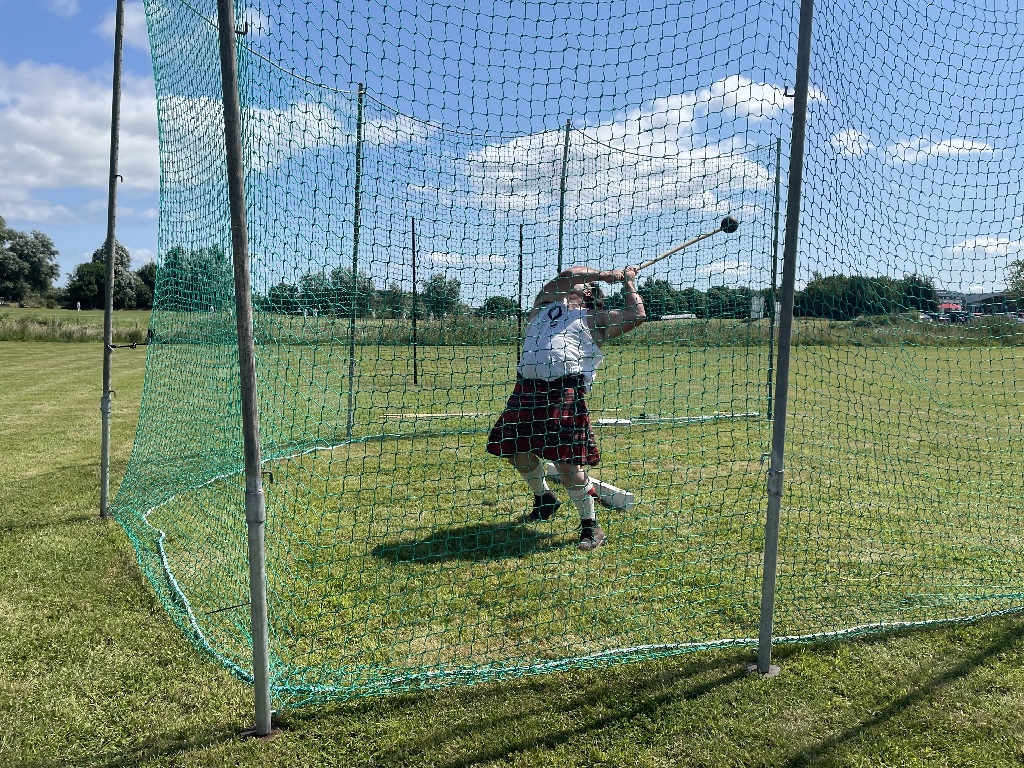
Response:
[113,0,1024,707]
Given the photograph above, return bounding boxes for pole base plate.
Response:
[746,662,781,678]
[239,726,282,741]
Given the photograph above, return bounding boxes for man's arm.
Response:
[593,267,646,343]
[533,266,624,308]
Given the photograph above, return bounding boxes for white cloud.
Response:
[426,252,507,265]
[242,7,272,38]
[698,258,751,278]
[0,188,76,225]
[589,75,806,156]
[130,247,156,268]
[949,236,1023,257]
[43,0,78,18]
[0,61,159,194]
[887,137,995,164]
[406,76,799,221]
[86,196,159,222]
[154,94,436,187]
[96,2,151,51]
[427,78,783,221]
[831,129,874,156]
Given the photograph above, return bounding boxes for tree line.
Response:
[0,214,156,310]
[260,271,469,318]
[602,273,938,320]
[609,280,759,318]
[255,271,943,321]
[792,273,939,319]
[0,213,996,322]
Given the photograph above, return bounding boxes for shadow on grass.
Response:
[279,649,750,767]
[27,724,243,768]
[371,519,572,563]
[0,510,96,535]
[778,618,1024,767]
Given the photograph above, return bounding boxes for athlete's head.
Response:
[579,282,605,311]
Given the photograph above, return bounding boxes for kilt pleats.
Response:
[486,376,600,466]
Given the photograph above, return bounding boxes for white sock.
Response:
[569,482,596,521]
[517,461,550,496]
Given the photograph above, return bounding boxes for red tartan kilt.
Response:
[486,376,600,466]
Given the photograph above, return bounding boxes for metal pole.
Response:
[99,0,125,520]
[411,217,418,386]
[766,136,783,421]
[516,224,524,363]
[753,0,815,677]
[556,119,571,272]
[346,84,366,436]
[216,0,272,735]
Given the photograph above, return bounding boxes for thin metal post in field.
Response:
[766,136,783,421]
[516,224,524,363]
[346,84,366,436]
[412,217,419,386]
[215,0,272,735]
[99,0,125,520]
[557,119,571,272]
[754,0,816,678]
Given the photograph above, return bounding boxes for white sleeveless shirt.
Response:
[517,300,604,387]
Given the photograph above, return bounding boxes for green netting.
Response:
[114,0,1024,707]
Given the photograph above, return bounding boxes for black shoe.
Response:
[527,491,561,521]
[578,522,607,552]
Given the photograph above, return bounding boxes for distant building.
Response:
[936,290,964,312]
[962,292,1018,315]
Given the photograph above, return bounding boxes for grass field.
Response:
[112,322,1024,707]
[5,339,1024,766]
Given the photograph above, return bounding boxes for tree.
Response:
[136,262,157,309]
[328,266,376,317]
[162,245,234,311]
[0,215,60,302]
[65,261,107,310]
[637,278,679,317]
[89,241,146,309]
[900,273,937,312]
[795,273,849,319]
[298,270,334,314]
[677,287,707,316]
[845,275,897,317]
[477,295,520,318]
[1007,259,1024,301]
[378,282,411,318]
[706,285,754,319]
[421,273,461,318]
[795,272,939,319]
[266,281,300,314]
[92,241,131,272]
[607,281,706,317]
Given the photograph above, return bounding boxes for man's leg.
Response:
[554,462,606,551]
[509,453,560,520]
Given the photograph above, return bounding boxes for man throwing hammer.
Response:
[486,265,646,551]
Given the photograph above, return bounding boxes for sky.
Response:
[2,0,1021,296]
[0,1,158,283]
